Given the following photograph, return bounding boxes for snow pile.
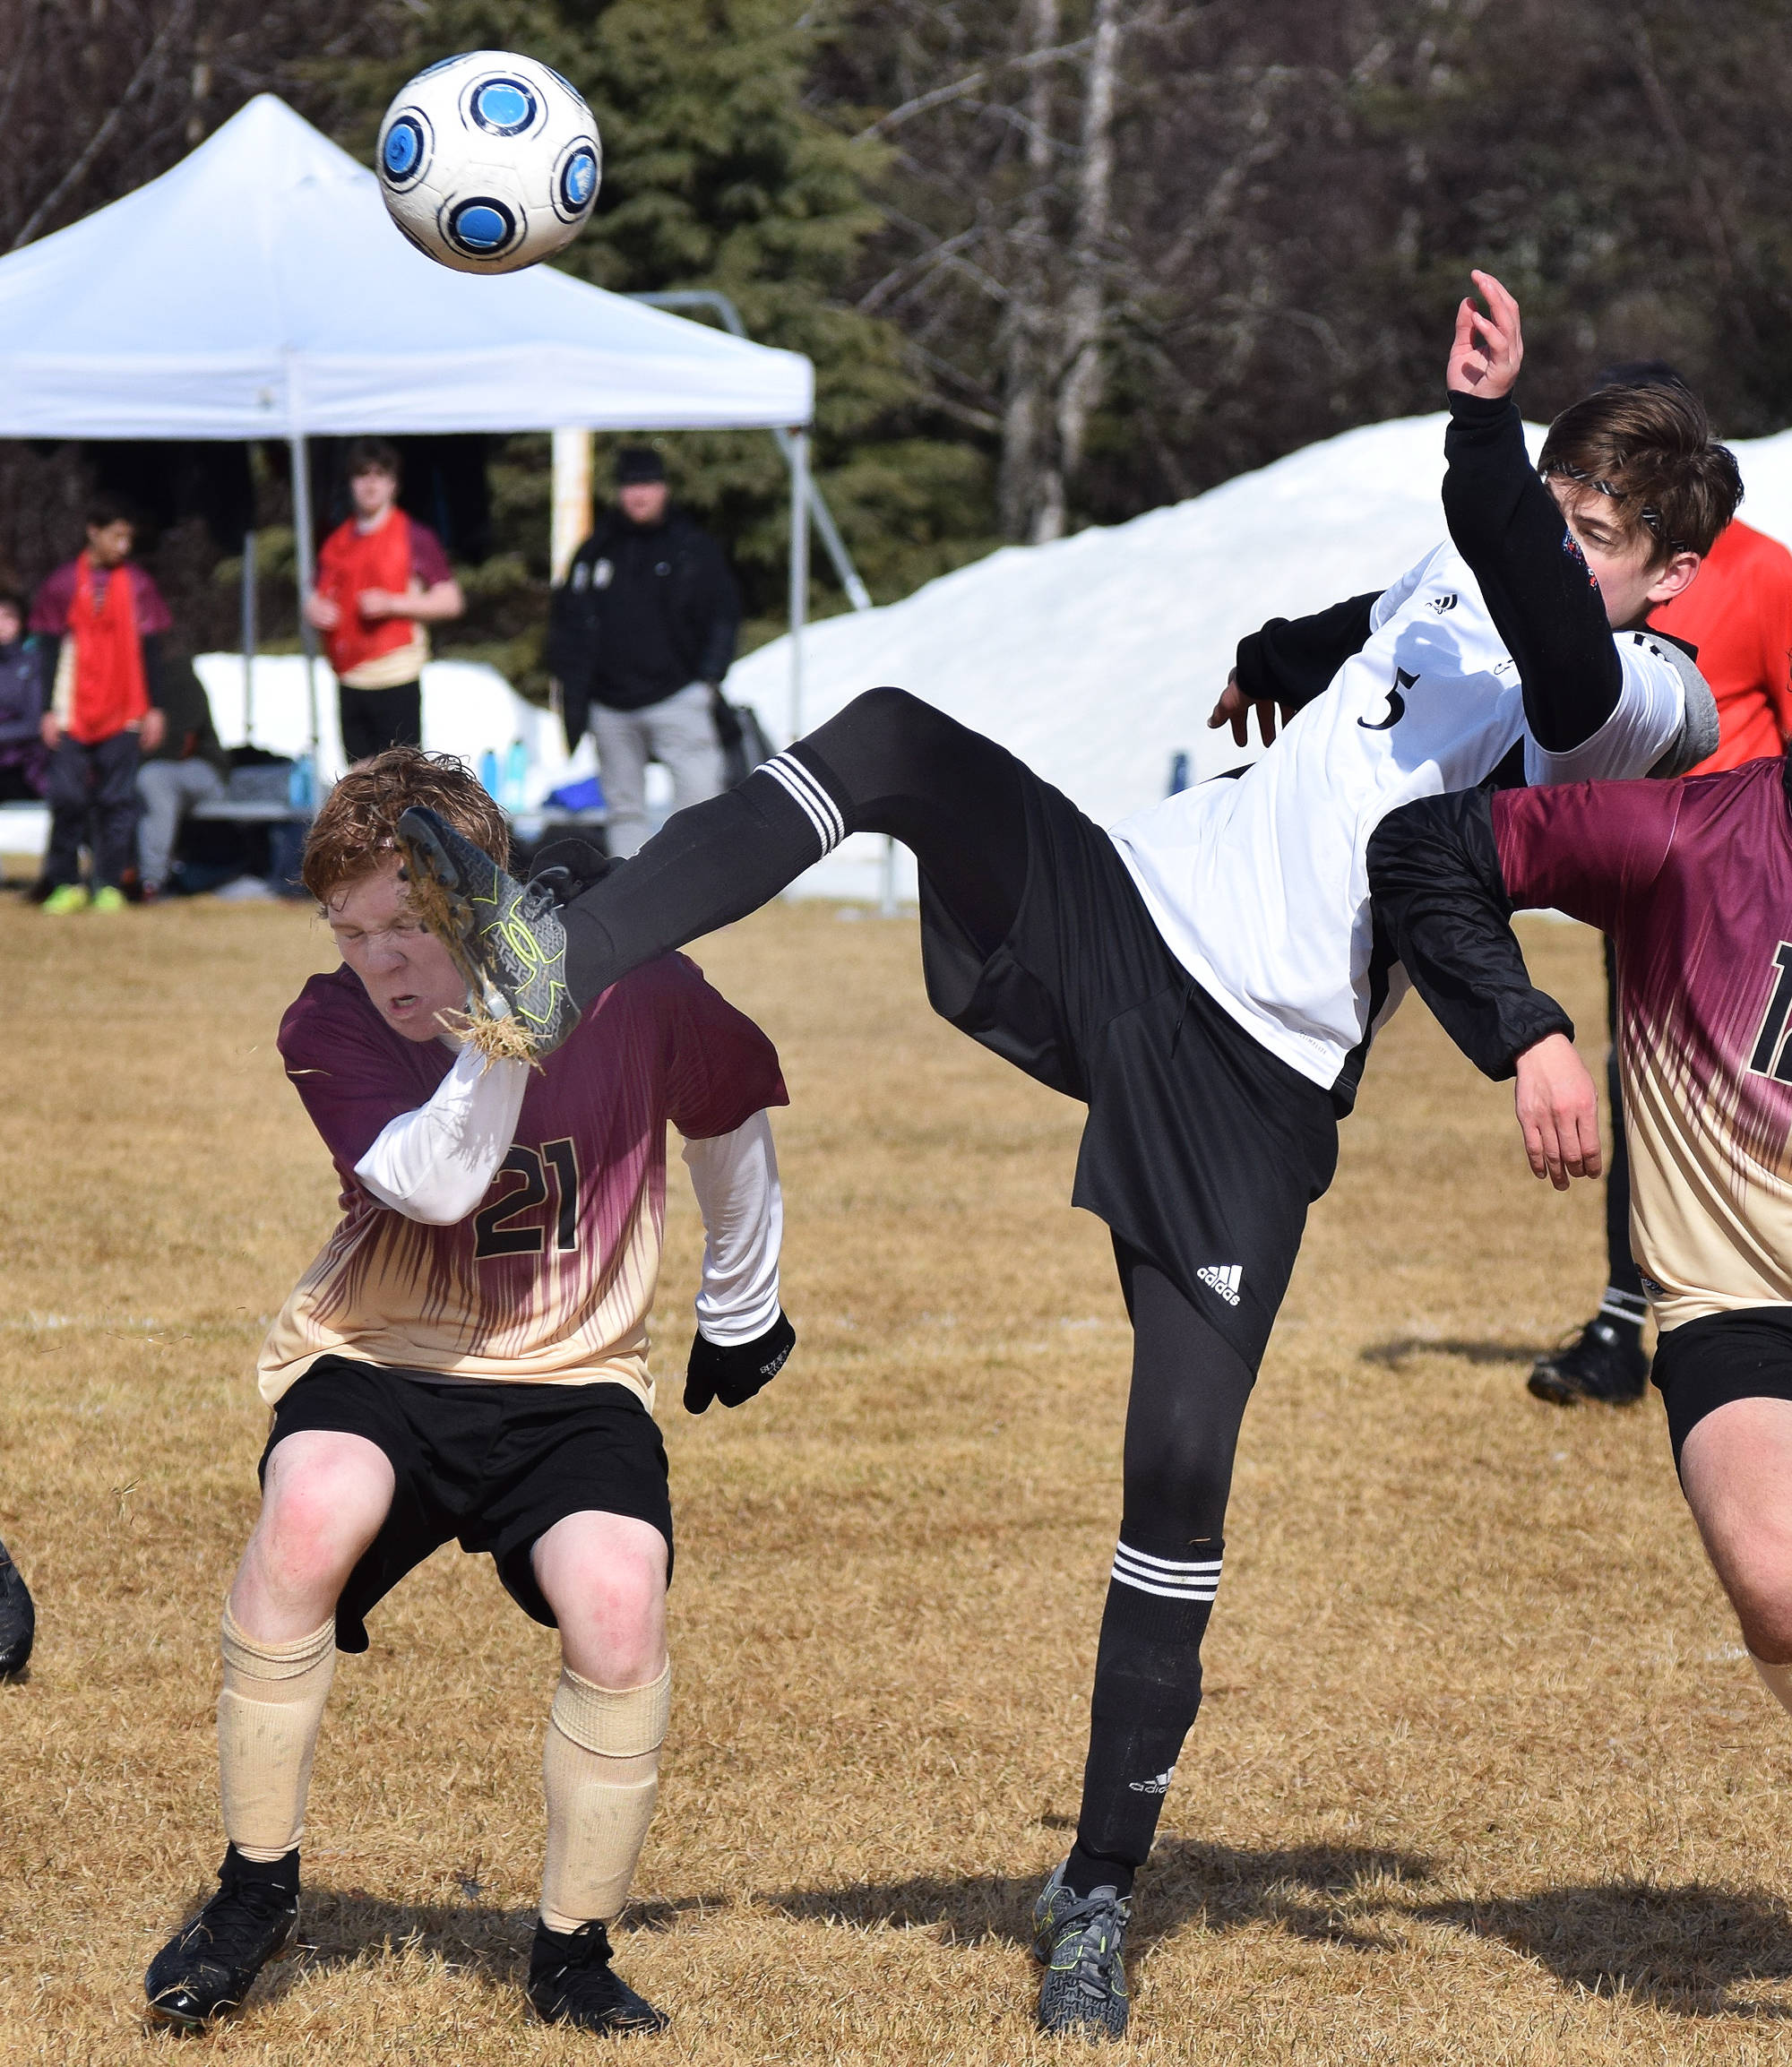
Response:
[729,411,1792,900]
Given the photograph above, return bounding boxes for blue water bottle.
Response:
[478,749,500,799]
[502,739,529,814]
[1167,750,1190,796]
[288,752,315,811]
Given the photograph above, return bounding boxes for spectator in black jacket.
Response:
[0,589,47,802]
[546,448,741,857]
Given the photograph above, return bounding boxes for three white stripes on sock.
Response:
[758,754,847,854]
[1110,1542,1222,1602]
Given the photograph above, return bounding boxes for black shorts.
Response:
[1654,1306,1792,1471]
[337,680,422,764]
[915,767,1340,1371]
[263,1355,673,1652]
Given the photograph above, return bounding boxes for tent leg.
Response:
[240,528,257,745]
[787,426,808,745]
[289,433,321,764]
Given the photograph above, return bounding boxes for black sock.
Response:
[1064,1547,1219,1899]
[560,745,849,1006]
[220,1843,299,1902]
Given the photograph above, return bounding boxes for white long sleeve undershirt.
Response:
[353,1041,530,1226]
[353,1050,783,1342]
[683,1111,783,1346]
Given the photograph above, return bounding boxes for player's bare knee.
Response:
[256,1442,392,1580]
[1723,1547,1792,1665]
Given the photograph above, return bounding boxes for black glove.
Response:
[684,1310,795,1414]
[527,837,618,907]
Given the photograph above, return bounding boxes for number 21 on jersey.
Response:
[474,1138,582,1259]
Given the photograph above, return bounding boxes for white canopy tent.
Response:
[0,93,815,742]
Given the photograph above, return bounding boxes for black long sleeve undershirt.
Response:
[1365,788,1573,1081]
[1442,392,1621,754]
[1233,591,1380,711]
[36,632,165,713]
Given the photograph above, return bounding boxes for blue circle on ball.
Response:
[473,80,534,133]
[383,118,423,179]
[563,151,596,207]
[452,202,512,250]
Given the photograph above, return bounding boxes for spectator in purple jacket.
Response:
[0,590,47,802]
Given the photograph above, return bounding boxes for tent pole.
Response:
[240,528,257,745]
[787,426,807,745]
[289,433,321,763]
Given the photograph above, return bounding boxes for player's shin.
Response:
[217,1607,337,1862]
[539,1660,672,1931]
[559,749,849,1007]
[1066,1548,1221,1898]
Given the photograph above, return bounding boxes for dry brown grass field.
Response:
[1,896,1788,2065]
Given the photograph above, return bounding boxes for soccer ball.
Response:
[375,51,601,275]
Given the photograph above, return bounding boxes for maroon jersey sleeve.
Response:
[616,955,787,1139]
[409,521,453,588]
[1492,779,1683,933]
[28,562,76,636]
[277,969,454,1181]
[128,566,174,636]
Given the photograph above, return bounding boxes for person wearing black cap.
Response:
[547,448,742,857]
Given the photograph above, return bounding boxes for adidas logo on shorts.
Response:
[1196,1262,1242,1306]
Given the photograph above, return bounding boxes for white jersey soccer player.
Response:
[1113,538,1706,1096]
[396,272,1741,2042]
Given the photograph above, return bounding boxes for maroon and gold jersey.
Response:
[259,957,786,1404]
[1493,759,1792,1328]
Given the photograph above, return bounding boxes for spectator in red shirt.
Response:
[305,441,464,765]
[1530,361,1792,1407]
[30,496,168,914]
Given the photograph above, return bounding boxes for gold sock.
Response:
[218,1607,336,1864]
[539,1659,671,1933]
[1753,1652,1792,1721]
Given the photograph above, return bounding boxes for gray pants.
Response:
[591,683,724,858]
[136,757,225,889]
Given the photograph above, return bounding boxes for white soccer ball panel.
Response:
[376,50,602,275]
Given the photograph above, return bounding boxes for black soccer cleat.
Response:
[144,1846,299,2030]
[1529,1318,1649,1406]
[528,1918,668,2036]
[1032,1861,1132,2041]
[0,1536,35,1677]
[394,807,581,1057]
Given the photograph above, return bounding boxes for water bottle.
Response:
[478,748,500,799]
[1167,750,1190,796]
[501,739,529,814]
[287,752,315,811]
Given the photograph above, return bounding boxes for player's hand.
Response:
[1208,669,1289,748]
[685,1310,795,1414]
[139,707,167,754]
[357,589,398,621]
[39,711,59,749]
[305,591,340,630]
[1513,1032,1601,1190]
[1447,270,1524,399]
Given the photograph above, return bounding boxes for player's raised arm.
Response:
[1439,274,1624,753]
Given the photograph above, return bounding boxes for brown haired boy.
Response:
[306,442,464,764]
[399,273,1736,2039]
[144,748,793,2036]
